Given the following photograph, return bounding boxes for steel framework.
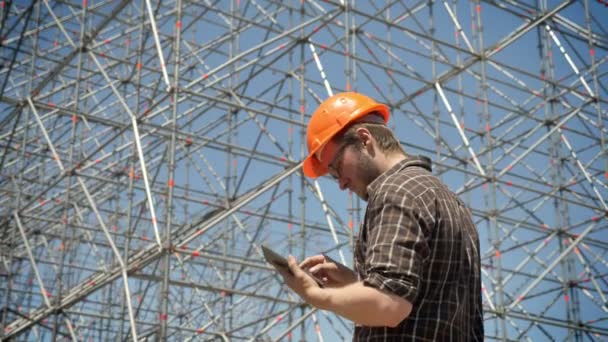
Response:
[1,0,607,341]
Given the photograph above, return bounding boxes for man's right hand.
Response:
[300,254,357,288]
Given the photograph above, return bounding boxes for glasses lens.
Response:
[328,142,349,180]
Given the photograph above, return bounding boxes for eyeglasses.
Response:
[327,141,351,181]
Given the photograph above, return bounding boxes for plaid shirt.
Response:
[353,156,483,341]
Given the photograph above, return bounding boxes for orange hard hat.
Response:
[303,92,389,178]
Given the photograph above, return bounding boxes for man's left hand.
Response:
[277,255,327,308]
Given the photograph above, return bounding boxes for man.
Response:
[277,92,484,341]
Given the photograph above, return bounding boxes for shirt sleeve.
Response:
[362,188,433,303]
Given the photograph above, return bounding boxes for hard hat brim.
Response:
[302,153,327,178]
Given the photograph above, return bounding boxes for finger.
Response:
[309,262,338,275]
[288,255,323,289]
[299,255,326,269]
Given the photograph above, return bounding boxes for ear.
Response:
[355,127,375,153]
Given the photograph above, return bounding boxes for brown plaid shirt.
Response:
[354,156,483,341]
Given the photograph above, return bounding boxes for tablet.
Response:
[261,245,324,287]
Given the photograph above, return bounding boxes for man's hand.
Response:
[300,255,357,288]
[277,255,327,308]
[278,255,412,326]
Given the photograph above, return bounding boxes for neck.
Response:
[377,151,407,174]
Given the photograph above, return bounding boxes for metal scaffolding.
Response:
[1,0,607,340]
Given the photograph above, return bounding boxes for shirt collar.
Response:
[367,155,433,197]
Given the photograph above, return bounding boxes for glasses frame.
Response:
[327,140,352,181]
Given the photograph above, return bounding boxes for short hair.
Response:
[338,115,406,155]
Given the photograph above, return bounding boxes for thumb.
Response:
[287,255,303,276]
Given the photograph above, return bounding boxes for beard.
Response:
[354,148,381,201]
